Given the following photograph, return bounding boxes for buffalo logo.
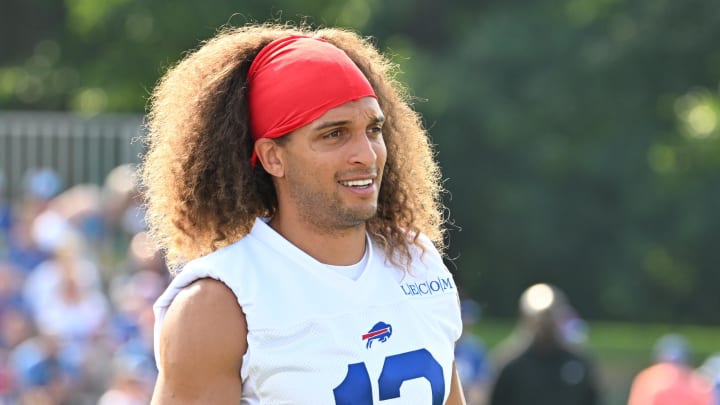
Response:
[362,322,392,349]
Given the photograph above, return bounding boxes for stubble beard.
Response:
[292,186,378,236]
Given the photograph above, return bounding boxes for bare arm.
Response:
[446,362,467,405]
[151,278,247,404]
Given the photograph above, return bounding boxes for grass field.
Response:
[474,319,720,405]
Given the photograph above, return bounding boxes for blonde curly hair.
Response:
[140,23,447,272]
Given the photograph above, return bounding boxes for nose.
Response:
[349,131,379,166]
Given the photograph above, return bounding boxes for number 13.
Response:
[333,348,444,404]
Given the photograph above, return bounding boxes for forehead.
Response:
[311,97,384,124]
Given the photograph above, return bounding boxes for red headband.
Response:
[247,35,377,167]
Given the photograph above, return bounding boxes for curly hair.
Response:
[140,23,447,272]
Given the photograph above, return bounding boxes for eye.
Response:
[367,125,383,137]
[323,129,342,139]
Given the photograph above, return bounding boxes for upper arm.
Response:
[152,278,247,404]
[446,362,467,405]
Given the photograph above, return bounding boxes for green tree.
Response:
[2,0,719,323]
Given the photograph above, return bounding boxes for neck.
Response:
[269,213,368,265]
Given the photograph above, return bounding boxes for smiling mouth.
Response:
[339,179,373,188]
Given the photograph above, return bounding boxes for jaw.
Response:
[277,169,382,234]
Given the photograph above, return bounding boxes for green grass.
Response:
[473,319,720,405]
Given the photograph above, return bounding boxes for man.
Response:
[627,334,713,405]
[141,24,465,404]
[488,283,600,405]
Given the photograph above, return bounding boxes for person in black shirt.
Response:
[489,283,600,405]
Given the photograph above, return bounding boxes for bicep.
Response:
[445,362,466,405]
[152,278,247,404]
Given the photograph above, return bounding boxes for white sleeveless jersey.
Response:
[154,218,462,404]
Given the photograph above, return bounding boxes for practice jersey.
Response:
[154,218,462,404]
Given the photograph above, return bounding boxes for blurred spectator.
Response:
[488,283,600,405]
[22,233,101,318]
[698,353,720,405]
[97,355,152,405]
[9,334,73,404]
[5,207,50,275]
[20,168,62,223]
[0,170,11,237]
[109,231,166,341]
[102,164,146,237]
[0,307,34,403]
[33,265,108,343]
[455,298,491,405]
[49,184,105,246]
[100,231,163,402]
[0,165,162,402]
[0,263,26,315]
[627,334,713,405]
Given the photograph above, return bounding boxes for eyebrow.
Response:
[312,115,385,131]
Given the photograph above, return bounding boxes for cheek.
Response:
[375,142,388,166]
[291,156,333,184]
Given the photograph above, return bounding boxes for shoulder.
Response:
[160,278,246,355]
[153,278,247,404]
[157,279,247,380]
[154,278,247,402]
[403,232,446,268]
[171,277,243,314]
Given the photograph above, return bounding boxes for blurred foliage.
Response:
[1,0,719,323]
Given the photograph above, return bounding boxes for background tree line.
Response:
[2,0,719,324]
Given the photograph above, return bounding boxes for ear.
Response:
[255,138,285,177]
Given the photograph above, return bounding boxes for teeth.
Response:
[342,179,372,187]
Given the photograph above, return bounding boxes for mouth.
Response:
[339,178,374,189]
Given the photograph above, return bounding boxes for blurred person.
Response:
[0,348,13,403]
[4,168,65,275]
[142,23,464,403]
[0,170,11,237]
[32,275,110,403]
[99,231,163,399]
[9,334,73,404]
[488,283,600,405]
[32,268,109,344]
[102,163,146,237]
[19,232,109,399]
[698,353,720,405]
[21,168,62,211]
[5,207,50,274]
[0,262,33,400]
[455,298,491,405]
[627,333,713,405]
[111,307,158,398]
[97,356,152,405]
[109,231,166,344]
[49,184,106,246]
[100,164,148,274]
[0,262,26,315]
[22,232,101,317]
[0,308,34,354]
[0,307,34,403]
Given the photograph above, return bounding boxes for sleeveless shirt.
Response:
[154,218,462,404]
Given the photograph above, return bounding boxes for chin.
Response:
[340,206,377,226]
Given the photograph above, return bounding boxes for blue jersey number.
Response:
[333,348,444,404]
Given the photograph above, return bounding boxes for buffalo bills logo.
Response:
[362,322,392,349]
